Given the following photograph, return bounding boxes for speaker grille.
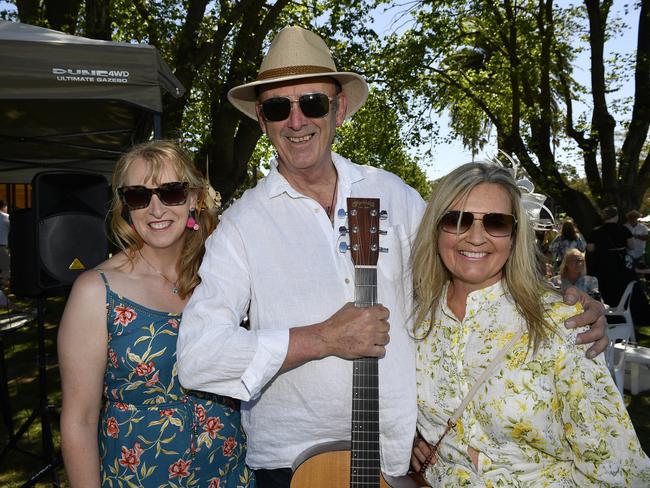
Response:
[38,213,108,288]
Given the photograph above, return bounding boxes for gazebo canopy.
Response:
[0,21,185,183]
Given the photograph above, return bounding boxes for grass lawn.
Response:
[0,296,67,487]
[1,297,650,486]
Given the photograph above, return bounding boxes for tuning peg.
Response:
[380,210,388,220]
[339,226,348,236]
[370,226,387,235]
[370,244,389,253]
[339,242,359,253]
[337,208,347,219]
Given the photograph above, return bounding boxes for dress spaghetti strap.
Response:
[96,270,111,304]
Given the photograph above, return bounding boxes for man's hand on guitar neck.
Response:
[322,302,391,359]
[280,303,391,372]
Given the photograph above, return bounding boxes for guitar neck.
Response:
[351,266,380,488]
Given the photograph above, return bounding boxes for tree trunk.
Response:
[15,0,42,26]
[585,0,618,200]
[204,0,291,202]
[45,0,82,33]
[84,0,112,40]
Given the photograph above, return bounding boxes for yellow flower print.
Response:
[582,439,611,464]
[566,378,586,401]
[549,395,560,412]
[456,469,470,482]
[504,379,519,394]
[507,346,528,369]
[511,420,544,445]
[593,401,613,419]
[515,399,528,413]
[554,350,567,376]
[454,419,465,440]
[512,420,534,440]
[564,422,574,437]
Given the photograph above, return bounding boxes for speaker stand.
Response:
[0,297,61,486]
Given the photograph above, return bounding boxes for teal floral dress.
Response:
[98,272,254,488]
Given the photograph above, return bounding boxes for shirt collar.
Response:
[261,151,365,200]
[440,280,508,320]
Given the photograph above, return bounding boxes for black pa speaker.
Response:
[10,171,110,297]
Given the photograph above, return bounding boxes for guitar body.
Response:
[290,443,390,488]
[290,441,421,488]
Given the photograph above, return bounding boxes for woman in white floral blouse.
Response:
[409,162,650,487]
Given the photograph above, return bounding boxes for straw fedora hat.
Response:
[227,26,369,121]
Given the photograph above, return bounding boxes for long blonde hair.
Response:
[412,162,556,351]
[559,248,586,279]
[109,140,218,298]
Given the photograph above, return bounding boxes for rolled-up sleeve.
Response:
[177,214,289,400]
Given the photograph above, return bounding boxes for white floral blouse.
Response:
[416,281,650,487]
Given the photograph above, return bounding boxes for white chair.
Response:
[605,335,629,395]
[605,281,637,394]
[605,280,637,343]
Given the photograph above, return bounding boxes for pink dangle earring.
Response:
[186,208,200,231]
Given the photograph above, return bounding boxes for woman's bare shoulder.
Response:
[94,253,135,279]
[96,251,132,272]
[67,253,131,299]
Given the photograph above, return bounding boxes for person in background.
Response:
[58,141,254,487]
[0,200,10,288]
[624,209,649,269]
[548,218,586,273]
[177,26,607,488]
[551,248,600,298]
[587,205,634,307]
[410,162,650,486]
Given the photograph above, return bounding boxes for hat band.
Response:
[257,65,335,81]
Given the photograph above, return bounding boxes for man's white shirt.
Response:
[177,153,425,475]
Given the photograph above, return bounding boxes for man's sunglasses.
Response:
[259,93,338,122]
[439,211,517,237]
[118,182,189,210]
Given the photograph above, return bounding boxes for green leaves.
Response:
[334,88,431,197]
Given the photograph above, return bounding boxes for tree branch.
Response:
[584,0,617,194]
[619,0,650,187]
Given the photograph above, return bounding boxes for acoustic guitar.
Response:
[290,198,420,488]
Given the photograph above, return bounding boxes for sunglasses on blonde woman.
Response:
[439,210,517,237]
[118,182,189,210]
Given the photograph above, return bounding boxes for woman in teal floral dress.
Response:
[59,141,254,487]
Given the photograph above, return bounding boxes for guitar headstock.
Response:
[345,197,381,266]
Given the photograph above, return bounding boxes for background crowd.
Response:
[539,208,650,330]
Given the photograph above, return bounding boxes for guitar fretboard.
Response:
[351,266,380,488]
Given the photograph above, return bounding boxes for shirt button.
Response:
[345,278,350,284]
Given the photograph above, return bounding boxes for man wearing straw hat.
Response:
[178,26,606,487]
